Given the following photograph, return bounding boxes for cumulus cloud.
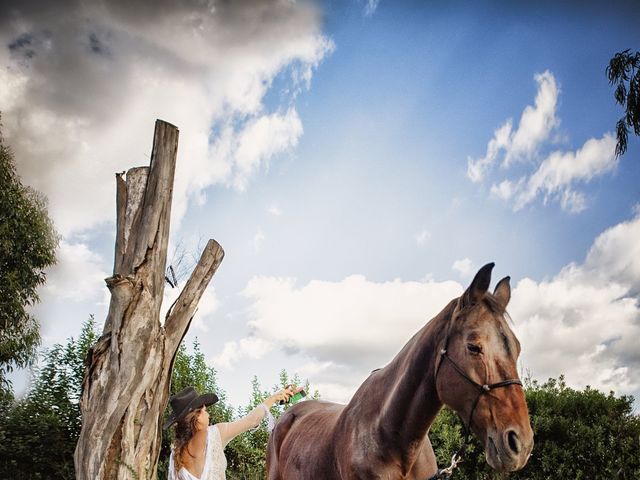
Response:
[28,238,111,345]
[583,213,640,293]
[242,275,462,365]
[469,71,617,213]
[214,275,462,401]
[0,0,333,236]
[42,240,110,302]
[213,337,273,369]
[215,212,640,404]
[511,212,640,396]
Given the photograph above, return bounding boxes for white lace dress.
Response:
[168,405,269,480]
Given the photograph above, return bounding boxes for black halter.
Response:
[427,321,522,479]
[437,347,522,436]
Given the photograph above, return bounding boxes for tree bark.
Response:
[74,120,224,479]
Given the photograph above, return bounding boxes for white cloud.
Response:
[215,275,462,399]
[467,120,513,183]
[42,240,109,302]
[468,70,617,213]
[452,258,474,278]
[467,71,559,183]
[213,337,273,369]
[504,71,560,166]
[0,0,333,236]
[583,213,640,292]
[513,134,617,212]
[217,212,640,404]
[559,189,587,214]
[190,288,221,333]
[510,212,640,397]
[364,0,381,17]
[241,275,462,365]
[267,205,282,216]
[415,229,430,246]
[160,277,220,333]
[26,239,111,347]
[490,179,517,200]
[313,382,360,404]
[230,109,303,191]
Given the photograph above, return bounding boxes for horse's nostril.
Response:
[507,430,521,454]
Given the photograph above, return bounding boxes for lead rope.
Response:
[426,348,522,480]
[426,388,478,480]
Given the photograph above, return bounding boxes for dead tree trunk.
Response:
[74,120,224,479]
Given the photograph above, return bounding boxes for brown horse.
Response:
[267,263,533,479]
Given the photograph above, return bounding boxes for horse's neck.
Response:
[348,300,454,450]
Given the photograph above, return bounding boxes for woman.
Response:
[164,385,299,480]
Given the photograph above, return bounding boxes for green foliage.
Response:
[225,369,319,480]
[159,358,316,480]
[0,122,58,390]
[8,317,636,480]
[158,340,233,479]
[429,375,640,479]
[0,321,315,480]
[516,376,640,479]
[224,376,271,480]
[0,316,98,480]
[607,49,640,157]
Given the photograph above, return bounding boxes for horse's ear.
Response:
[462,262,494,307]
[493,276,511,309]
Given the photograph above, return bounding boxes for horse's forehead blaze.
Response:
[459,307,520,361]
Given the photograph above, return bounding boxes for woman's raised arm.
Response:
[216,387,297,446]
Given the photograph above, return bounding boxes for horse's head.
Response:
[435,263,533,472]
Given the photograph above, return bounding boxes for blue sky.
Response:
[2,0,639,409]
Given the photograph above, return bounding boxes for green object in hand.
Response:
[279,389,307,405]
[289,390,306,404]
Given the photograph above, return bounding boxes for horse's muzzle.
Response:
[486,427,534,472]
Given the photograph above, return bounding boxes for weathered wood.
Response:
[74,120,224,479]
[165,239,225,351]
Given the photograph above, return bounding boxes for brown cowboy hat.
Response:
[163,386,219,430]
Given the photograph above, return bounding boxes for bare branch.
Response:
[165,239,225,351]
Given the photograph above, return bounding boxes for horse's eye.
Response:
[467,343,482,355]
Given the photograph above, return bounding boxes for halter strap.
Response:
[439,349,522,394]
[427,346,522,480]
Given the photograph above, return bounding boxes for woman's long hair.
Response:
[173,409,201,474]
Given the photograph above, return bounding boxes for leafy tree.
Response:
[225,370,319,480]
[3,321,639,480]
[158,340,233,479]
[518,376,639,479]
[0,316,98,479]
[159,358,317,480]
[607,49,640,157]
[0,319,314,480]
[429,375,640,479]
[0,122,58,390]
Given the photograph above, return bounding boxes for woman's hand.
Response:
[263,385,303,408]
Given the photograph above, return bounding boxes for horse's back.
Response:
[267,400,345,479]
